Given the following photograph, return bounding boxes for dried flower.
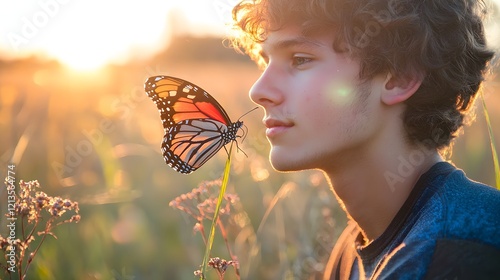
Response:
[192,257,239,280]
[169,180,240,225]
[171,180,242,280]
[207,257,239,278]
[0,180,80,278]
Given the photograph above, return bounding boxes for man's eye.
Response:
[292,56,312,67]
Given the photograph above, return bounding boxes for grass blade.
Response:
[481,93,500,189]
[200,143,234,279]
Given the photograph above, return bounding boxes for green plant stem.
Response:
[481,93,500,189]
[200,143,234,279]
[22,220,54,279]
[217,219,240,279]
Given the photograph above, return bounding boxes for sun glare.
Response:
[58,53,108,72]
[1,0,498,69]
[0,0,187,70]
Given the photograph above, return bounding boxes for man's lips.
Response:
[263,118,294,138]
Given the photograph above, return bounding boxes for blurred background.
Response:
[0,0,499,279]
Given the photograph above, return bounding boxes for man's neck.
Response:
[325,141,442,243]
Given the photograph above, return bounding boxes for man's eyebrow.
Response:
[259,36,325,57]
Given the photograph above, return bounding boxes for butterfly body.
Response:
[145,75,243,174]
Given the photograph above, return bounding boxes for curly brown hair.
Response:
[232,0,495,150]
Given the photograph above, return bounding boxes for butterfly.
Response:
[144,75,246,174]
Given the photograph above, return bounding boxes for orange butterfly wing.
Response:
[145,76,241,174]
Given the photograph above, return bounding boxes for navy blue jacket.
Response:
[324,162,500,279]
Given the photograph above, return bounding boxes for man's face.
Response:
[250,26,386,173]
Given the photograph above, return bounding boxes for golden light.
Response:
[57,52,109,72]
[0,0,229,71]
[1,0,498,70]
[34,0,174,71]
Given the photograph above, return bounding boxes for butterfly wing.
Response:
[163,119,232,174]
[145,76,241,174]
[145,76,232,129]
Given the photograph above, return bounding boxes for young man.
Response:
[231,0,500,279]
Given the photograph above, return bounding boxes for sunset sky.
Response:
[0,0,236,70]
[1,0,498,71]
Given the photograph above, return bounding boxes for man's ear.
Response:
[381,72,423,105]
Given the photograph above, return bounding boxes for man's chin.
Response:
[269,156,301,173]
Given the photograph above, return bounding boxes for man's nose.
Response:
[249,65,284,107]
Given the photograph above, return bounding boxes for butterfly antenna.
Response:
[234,139,249,158]
[243,124,249,142]
[237,123,249,141]
[238,106,260,121]
[223,145,230,157]
[232,107,258,158]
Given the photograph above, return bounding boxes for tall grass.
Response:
[481,93,500,189]
[200,144,235,279]
[0,37,498,279]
